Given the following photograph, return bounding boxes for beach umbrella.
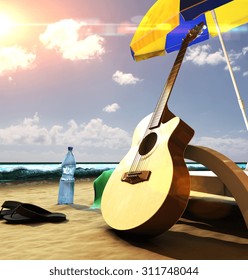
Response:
[130,0,248,130]
[130,0,232,60]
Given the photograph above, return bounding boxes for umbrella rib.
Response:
[211,10,248,131]
[180,0,207,14]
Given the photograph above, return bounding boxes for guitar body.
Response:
[101,112,194,236]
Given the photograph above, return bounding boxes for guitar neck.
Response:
[149,38,191,129]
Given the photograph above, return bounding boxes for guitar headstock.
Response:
[185,22,205,44]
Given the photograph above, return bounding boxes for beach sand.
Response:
[0,179,247,260]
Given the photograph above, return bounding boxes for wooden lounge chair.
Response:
[185,145,248,228]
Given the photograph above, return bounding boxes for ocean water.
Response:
[0,162,118,182]
[0,162,246,183]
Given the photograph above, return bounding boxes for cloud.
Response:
[0,46,36,75]
[242,47,248,77]
[185,44,225,66]
[185,44,247,75]
[112,70,142,85]
[0,113,51,145]
[39,19,105,61]
[226,65,241,72]
[223,49,242,72]
[103,103,120,113]
[191,135,248,161]
[8,76,14,83]
[0,113,131,150]
[242,46,248,55]
[227,50,243,62]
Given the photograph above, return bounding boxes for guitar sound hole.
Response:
[139,132,157,156]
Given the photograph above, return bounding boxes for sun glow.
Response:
[0,14,13,36]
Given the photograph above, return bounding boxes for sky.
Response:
[0,0,247,163]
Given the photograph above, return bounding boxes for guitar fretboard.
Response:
[149,32,196,129]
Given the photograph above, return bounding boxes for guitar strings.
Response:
[129,52,186,174]
[129,69,180,173]
[128,38,190,175]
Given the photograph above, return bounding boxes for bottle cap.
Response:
[68,147,73,151]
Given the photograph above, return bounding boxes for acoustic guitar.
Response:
[101,23,204,237]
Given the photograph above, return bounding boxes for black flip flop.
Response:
[3,203,66,224]
[0,201,22,219]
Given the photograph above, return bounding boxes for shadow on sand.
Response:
[110,208,248,260]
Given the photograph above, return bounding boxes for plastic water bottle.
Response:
[58,147,76,204]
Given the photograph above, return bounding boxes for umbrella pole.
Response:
[211,10,248,131]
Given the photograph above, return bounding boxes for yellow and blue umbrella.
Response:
[130,0,248,130]
[130,0,234,61]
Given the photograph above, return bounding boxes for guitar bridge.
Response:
[121,171,151,185]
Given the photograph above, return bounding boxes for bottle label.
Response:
[62,166,74,175]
